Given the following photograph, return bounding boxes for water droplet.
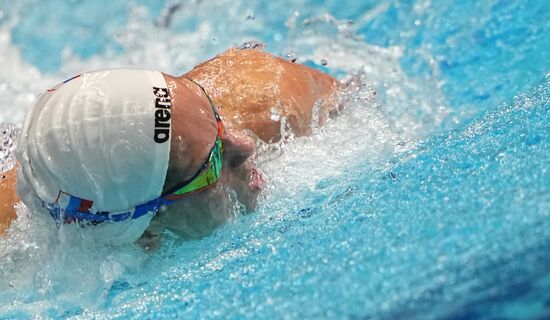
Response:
[238,41,264,50]
[310,99,324,134]
[279,116,295,142]
[285,52,297,63]
[270,107,281,121]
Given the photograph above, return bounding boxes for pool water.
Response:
[0,0,549,319]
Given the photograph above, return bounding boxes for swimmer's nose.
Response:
[221,129,255,167]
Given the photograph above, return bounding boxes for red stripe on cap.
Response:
[78,199,94,213]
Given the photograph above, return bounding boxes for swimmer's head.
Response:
[16,69,262,242]
[155,75,264,239]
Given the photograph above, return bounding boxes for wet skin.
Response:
[0,48,340,241]
[0,169,18,236]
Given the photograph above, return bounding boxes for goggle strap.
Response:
[183,76,222,122]
[45,195,161,224]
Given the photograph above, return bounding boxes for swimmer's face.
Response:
[159,129,264,239]
[157,75,264,239]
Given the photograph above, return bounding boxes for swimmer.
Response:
[0,47,340,246]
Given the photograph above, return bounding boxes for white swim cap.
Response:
[16,69,173,216]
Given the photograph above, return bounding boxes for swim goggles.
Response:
[45,79,224,224]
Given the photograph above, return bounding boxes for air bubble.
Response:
[285,52,297,62]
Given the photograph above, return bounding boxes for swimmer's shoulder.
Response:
[187,45,338,90]
[188,45,279,73]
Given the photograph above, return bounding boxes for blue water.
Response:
[0,0,549,319]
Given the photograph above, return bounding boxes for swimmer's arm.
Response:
[184,47,342,142]
[0,168,19,235]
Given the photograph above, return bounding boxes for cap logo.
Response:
[153,87,172,143]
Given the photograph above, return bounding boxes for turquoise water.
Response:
[0,1,549,319]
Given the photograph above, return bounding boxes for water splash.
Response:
[0,124,19,173]
[283,11,451,137]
